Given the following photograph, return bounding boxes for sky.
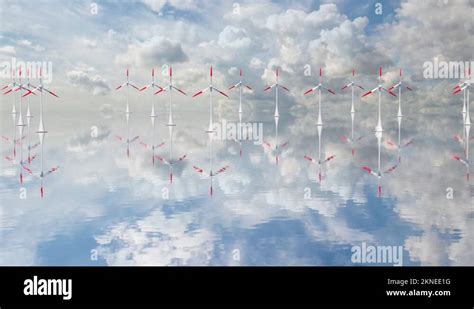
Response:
[0,0,473,266]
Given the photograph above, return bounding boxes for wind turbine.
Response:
[303,68,336,181]
[22,68,60,197]
[361,67,397,133]
[263,68,289,165]
[360,67,397,197]
[341,69,365,156]
[139,68,165,164]
[228,68,252,157]
[193,66,230,196]
[115,69,140,158]
[453,122,471,182]
[386,69,414,163]
[153,67,188,182]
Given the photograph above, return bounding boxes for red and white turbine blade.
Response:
[43,87,59,98]
[245,85,252,90]
[405,85,413,91]
[115,135,124,142]
[263,140,272,148]
[154,155,164,163]
[384,165,398,174]
[324,155,335,163]
[154,88,165,95]
[264,84,276,92]
[362,166,373,173]
[192,87,209,97]
[362,87,378,97]
[214,87,229,98]
[116,82,126,90]
[155,142,165,149]
[280,141,289,148]
[130,136,140,143]
[453,88,463,95]
[216,165,229,174]
[280,85,290,92]
[22,165,33,174]
[46,166,60,175]
[304,155,315,163]
[140,84,150,91]
[193,165,205,174]
[383,88,397,97]
[129,83,140,91]
[323,86,336,95]
[403,139,414,147]
[172,86,186,95]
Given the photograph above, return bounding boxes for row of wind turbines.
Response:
[114,66,419,197]
[1,68,59,198]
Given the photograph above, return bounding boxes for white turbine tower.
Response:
[22,68,59,197]
[263,68,290,165]
[303,68,336,182]
[386,69,414,163]
[228,68,252,157]
[193,67,230,196]
[341,69,365,156]
[154,67,188,183]
[115,69,140,158]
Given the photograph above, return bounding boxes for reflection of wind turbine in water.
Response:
[115,69,140,158]
[22,68,60,198]
[361,67,398,197]
[228,69,252,157]
[303,68,336,182]
[263,69,289,165]
[453,69,472,181]
[386,69,414,163]
[139,69,165,164]
[193,67,229,196]
[153,67,187,183]
[341,69,365,156]
[453,122,471,182]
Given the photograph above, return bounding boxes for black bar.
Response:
[0,267,472,306]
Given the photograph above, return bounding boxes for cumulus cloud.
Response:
[115,37,188,68]
[66,69,111,95]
